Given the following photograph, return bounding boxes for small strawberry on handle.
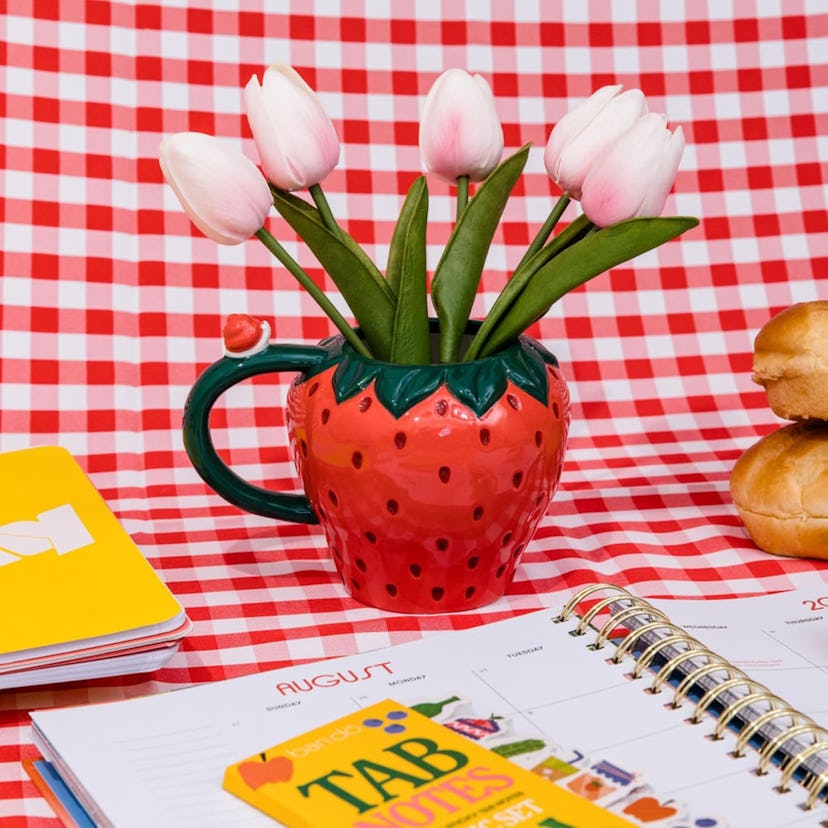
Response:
[223,314,271,358]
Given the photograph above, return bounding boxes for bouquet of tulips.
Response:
[160,65,697,365]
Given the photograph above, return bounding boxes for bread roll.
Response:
[752,300,828,420]
[730,421,828,559]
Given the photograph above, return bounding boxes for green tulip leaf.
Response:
[479,215,699,357]
[388,177,431,364]
[271,189,396,360]
[463,214,593,361]
[431,144,531,363]
[271,188,392,299]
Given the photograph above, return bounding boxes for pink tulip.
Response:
[158,132,273,245]
[245,63,340,191]
[419,69,504,183]
[580,113,685,227]
[544,84,648,199]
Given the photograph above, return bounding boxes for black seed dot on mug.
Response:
[501,532,512,546]
[472,506,484,521]
[387,499,399,515]
[308,382,319,396]
[432,587,444,601]
[351,451,363,469]
[465,586,476,600]
[328,490,339,506]
[394,431,407,449]
[552,402,560,419]
[479,428,490,446]
[507,393,521,410]
[536,492,545,506]
[435,399,448,416]
[359,396,372,412]
[436,538,449,551]
[496,564,506,578]
[467,556,479,569]
[355,558,367,572]
[438,466,451,483]
[321,408,330,424]
[512,471,524,488]
[351,578,360,590]
[409,563,422,578]
[385,583,398,597]
[365,531,377,544]
[534,430,543,447]
[512,544,524,559]
[300,439,308,457]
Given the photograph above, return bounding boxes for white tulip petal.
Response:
[543,84,623,184]
[554,89,649,197]
[159,132,272,245]
[420,69,503,182]
[244,63,340,191]
[638,124,685,216]
[580,114,684,226]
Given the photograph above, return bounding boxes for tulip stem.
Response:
[515,194,571,272]
[308,184,343,240]
[255,227,372,358]
[455,175,469,222]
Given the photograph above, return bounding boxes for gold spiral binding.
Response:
[631,632,701,678]
[757,723,822,775]
[712,691,778,740]
[574,593,638,637]
[733,707,803,757]
[593,603,669,650]
[778,737,828,793]
[557,583,634,622]
[610,620,685,664]
[691,676,760,724]
[672,658,740,709]
[805,766,828,809]
[565,583,828,808]
[650,643,709,694]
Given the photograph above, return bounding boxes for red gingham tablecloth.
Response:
[2,1,828,823]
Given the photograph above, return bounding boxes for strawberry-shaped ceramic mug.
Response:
[183,316,570,614]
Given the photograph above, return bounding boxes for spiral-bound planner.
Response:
[29,581,828,827]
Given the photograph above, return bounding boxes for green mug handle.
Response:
[182,344,327,525]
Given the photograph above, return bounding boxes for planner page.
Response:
[30,593,828,828]
[653,585,828,726]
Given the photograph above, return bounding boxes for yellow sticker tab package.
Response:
[224,699,635,828]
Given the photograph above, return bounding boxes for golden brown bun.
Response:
[730,421,828,559]
[752,301,828,420]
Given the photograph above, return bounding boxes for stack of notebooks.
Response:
[1,445,190,690]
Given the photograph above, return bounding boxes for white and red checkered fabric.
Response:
[2,1,828,823]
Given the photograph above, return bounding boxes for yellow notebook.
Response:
[224,699,635,827]
[0,446,188,676]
